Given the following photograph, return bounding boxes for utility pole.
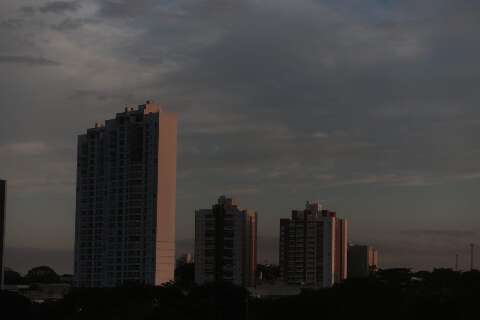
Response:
[455,254,459,271]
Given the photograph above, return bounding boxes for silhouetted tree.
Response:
[25,266,60,284]
[3,269,480,320]
[3,267,23,285]
[174,262,194,290]
[0,291,33,318]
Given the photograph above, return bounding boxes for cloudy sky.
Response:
[2,0,480,274]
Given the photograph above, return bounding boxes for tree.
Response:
[174,262,194,290]
[25,266,60,284]
[4,267,23,285]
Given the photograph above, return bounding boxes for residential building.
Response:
[279,201,348,288]
[335,218,348,282]
[348,245,378,278]
[176,253,193,267]
[195,196,257,287]
[74,101,177,287]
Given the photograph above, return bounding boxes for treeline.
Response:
[4,266,72,285]
[2,268,480,319]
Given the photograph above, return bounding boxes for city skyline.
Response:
[2,0,480,274]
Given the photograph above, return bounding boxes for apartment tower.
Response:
[279,201,348,288]
[195,196,257,287]
[348,245,378,278]
[74,101,177,287]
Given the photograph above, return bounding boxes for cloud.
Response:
[38,1,80,14]
[329,174,434,187]
[2,0,480,271]
[96,0,156,18]
[0,55,60,66]
[0,18,24,30]
[401,229,477,238]
[0,141,50,156]
[52,18,92,31]
[312,132,329,139]
[20,6,35,15]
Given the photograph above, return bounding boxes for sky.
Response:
[1,0,480,274]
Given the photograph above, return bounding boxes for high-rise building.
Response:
[74,101,177,287]
[335,218,348,282]
[195,196,257,287]
[348,245,378,278]
[0,179,6,290]
[279,201,348,288]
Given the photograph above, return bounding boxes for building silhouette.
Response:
[74,101,177,287]
[348,245,378,278]
[0,179,5,290]
[195,196,257,287]
[279,201,348,288]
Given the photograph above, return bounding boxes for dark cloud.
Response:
[52,18,92,31]
[0,55,60,66]
[68,89,134,103]
[97,0,156,18]
[401,229,477,238]
[38,1,80,14]
[0,18,24,30]
[20,6,35,15]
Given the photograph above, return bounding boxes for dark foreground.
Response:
[2,269,480,320]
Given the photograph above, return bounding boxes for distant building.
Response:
[4,283,70,303]
[74,101,177,287]
[176,253,193,267]
[0,179,5,290]
[279,201,348,288]
[348,245,378,278]
[251,283,301,298]
[195,196,257,287]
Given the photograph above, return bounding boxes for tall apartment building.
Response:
[74,101,177,287]
[335,218,348,282]
[348,245,378,278]
[195,196,257,287]
[279,201,348,288]
[0,180,6,290]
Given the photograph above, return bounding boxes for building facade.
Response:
[195,196,257,287]
[74,101,177,287]
[348,245,378,278]
[0,180,6,290]
[279,201,348,288]
[335,218,348,282]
